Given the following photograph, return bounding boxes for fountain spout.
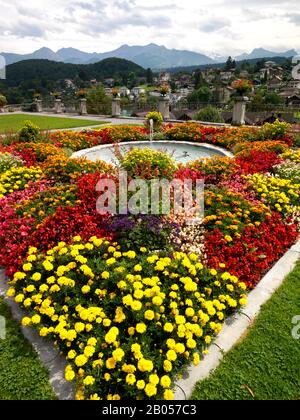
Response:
[149,119,154,143]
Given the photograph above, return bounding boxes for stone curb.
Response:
[173,239,300,399]
[0,239,299,400]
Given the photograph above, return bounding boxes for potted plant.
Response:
[159,84,170,97]
[52,91,62,99]
[76,89,87,99]
[112,88,120,98]
[145,111,164,131]
[232,79,252,97]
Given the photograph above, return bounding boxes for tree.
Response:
[0,93,7,108]
[146,68,154,85]
[225,56,236,71]
[86,85,111,115]
[194,105,224,123]
[187,86,211,105]
[194,70,207,90]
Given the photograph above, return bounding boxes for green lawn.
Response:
[0,297,55,400]
[0,114,106,133]
[191,259,300,400]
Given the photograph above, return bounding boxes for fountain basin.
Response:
[72,141,233,164]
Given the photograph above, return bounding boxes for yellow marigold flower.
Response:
[149,374,159,385]
[134,264,142,272]
[140,247,147,253]
[104,373,111,381]
[126,373,136,385]
[75,322,85,333]
[106,357,117,370]
[68,350,77,360]
[90,394,100,400]
[31,315,41,325]
[75,355,88,367]
[43,261,54,271]
[31,272,41,282]
[38,327,48,337]
[144,310,155,321]
[160,375,171,389]
[137,358,154,372]
[175,343,185,354]
[152,296,163,306]
[163,323,174,333]
[205,335,212,344]
[186,338,197,349]
[126,250,136,259]
[83,376,95,386]
[166,350,177,362]
[193,352,200,366]
[6,287,16,297]
[128,327,135,336]
[112,348,125,362]
[131,300,142,311]
[145,383,157,397]
[21,317,31,326]
[137,380,145,390]
[131,343,141,353]
[164,389,174,400]
[136,323,147,334]
[65,369,75,382]
[239,298,247,306]
[101,271,110,279]
[81,285,90,294]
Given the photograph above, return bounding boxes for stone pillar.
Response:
[232,96,248,126]
[79,98,87,115]
[158,96,170,120]
[112,97,121,117]
[35,99,43,113]
[54,99,62,114]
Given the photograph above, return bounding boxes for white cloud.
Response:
[0,0,299,56]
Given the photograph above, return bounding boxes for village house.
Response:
[131,87,146,97]
[119,86,130,97]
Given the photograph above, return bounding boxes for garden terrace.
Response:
[0,118,299,400]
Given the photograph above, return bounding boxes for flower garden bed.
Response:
[0,120,299,400]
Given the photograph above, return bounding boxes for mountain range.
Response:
[1,44,297,69]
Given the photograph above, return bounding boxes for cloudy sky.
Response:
[0,0,299,56]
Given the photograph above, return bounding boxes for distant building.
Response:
[159,72,171,83]
[268,76,283,91]
[131,87,146,97]
[119,86,130,97]
[104,88,113,96]
[104,78,115,87]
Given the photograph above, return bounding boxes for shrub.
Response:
[18,121,40,143]
[194,106,224,124]
[10,239,247,400]
[0,152,24,173]
[189,156,237,184]
[246,173,300,215]
[205,213,298,288]
[273,162,300,184]
[121,148,177,180]
[145,112,164,130]
[260,119,291,140]
[108,215,179,252]
[99,126,147,144]
[281,149,300,164]
[233,141,288,156]
[234,150,282,175]
[0,166,42,199]
[42,155,114,183]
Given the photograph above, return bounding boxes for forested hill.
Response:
[4,57,147,86]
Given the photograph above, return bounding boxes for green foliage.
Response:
[121,148,177,180]
[0,153,24,173]
[0,297,55,400]
[145,111,163,130]
[187,87,211,104]
[86,85,111,115]
[0,94,7,108]
[261,119,290,140]
[194,106,224,123]
[191,261,300,400]
[18,120,40,142]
